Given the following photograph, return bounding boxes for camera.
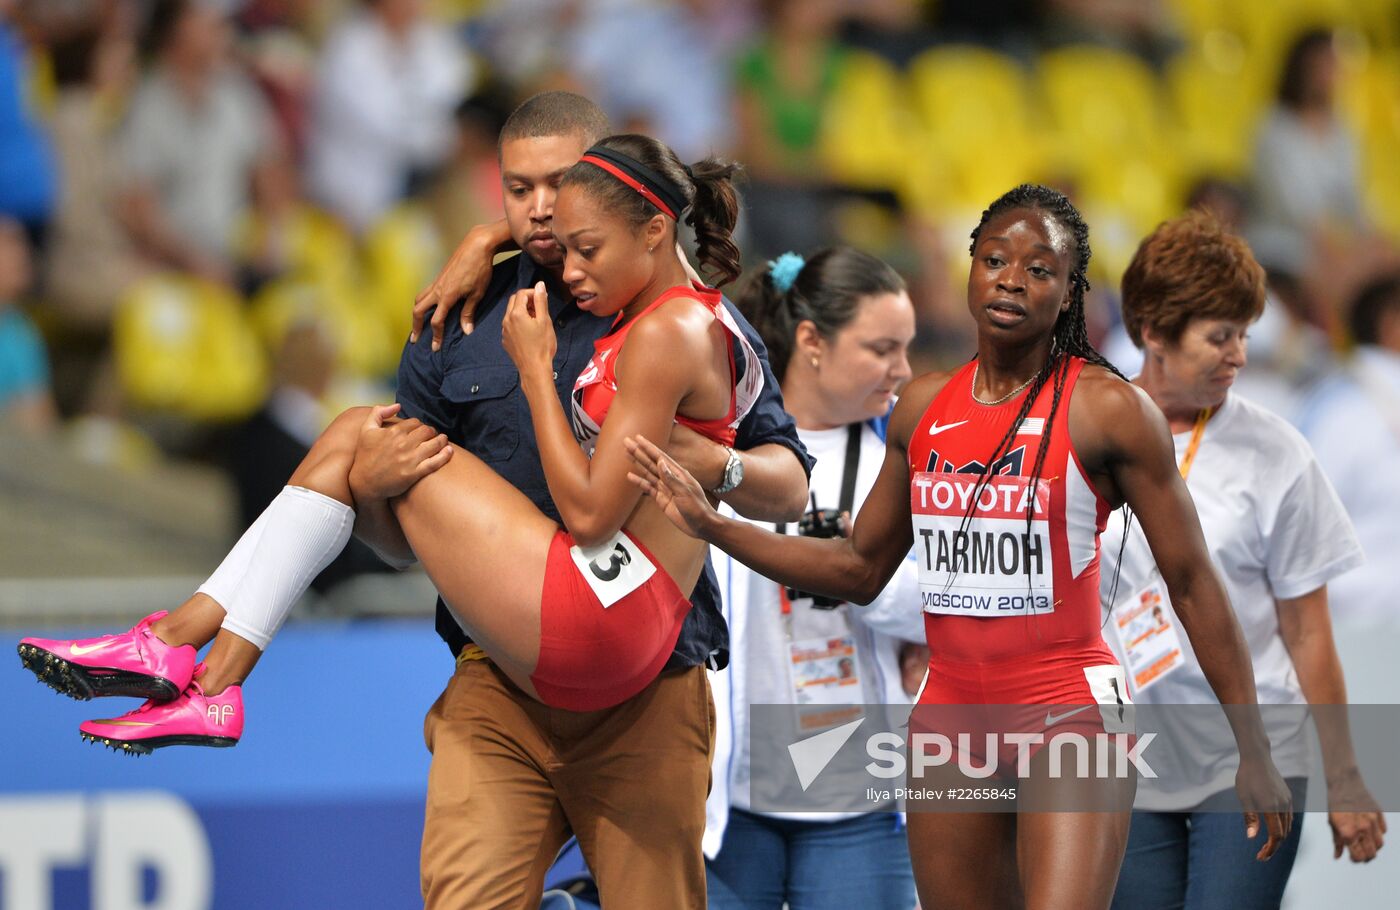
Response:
[786,506,846,609]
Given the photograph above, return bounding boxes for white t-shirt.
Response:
[307,14,471,231]
[1099,392,1363,810]
[1298,347,1400,627]
[120,68,277,258]
[715,420,923,829]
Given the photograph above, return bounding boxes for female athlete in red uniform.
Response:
[627,184,1294,908]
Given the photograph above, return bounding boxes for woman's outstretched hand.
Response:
[626,434,718,540]
[347,404,453,501]
[502,281,557,379]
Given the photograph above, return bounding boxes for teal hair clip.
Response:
[767,251,805,294]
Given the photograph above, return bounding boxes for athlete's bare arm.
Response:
[1070,366,1294,859]
[629,371,954,603]
[509,285,713,548]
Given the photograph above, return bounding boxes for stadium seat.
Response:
[235,206,360,292]
[1164,49,1263,177]
[363,203,447,341]
[113,275,268,421]
[906,46,1046,212]
[1038,46,1180,234]
[818,51,920,191]
[1167,0,1235,46]
[250,276,401,378]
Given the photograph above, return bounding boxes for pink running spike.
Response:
[80,672,242,755]
[17,611,197,701]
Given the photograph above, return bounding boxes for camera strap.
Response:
[775,422,863,535]
[837,420,862,517]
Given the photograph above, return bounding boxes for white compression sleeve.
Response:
[199,485,354,651]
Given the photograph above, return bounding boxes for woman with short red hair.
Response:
[1104,210,1385,909]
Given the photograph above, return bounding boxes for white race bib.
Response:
[911,471,1055,617]
[568,530,656,608]
[1108,573,1185,693]
[1082,664,1135,735]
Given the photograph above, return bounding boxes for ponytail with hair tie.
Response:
[767,252,805,294]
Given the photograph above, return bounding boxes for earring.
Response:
[647,245,655,254]
[810,357,819,369]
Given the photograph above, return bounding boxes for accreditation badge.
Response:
[1109,572,1185,693]
[787,635,865,733]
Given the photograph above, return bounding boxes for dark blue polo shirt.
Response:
[396,252,811,671]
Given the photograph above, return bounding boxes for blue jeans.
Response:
[1111,779,1308,910]
[706,809,916,910]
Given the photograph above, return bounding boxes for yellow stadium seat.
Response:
[906,46,1047,212]
[1164,49,1265,177]
[234,205,359,290]
[1356,51,1400,240]
[1167,0,1235,45]
[113,275,268,421]
[1038,46,1181,233]
[363,203,447,341]
[1340,50,1400,147]
[1040,45,1166,159]
[818,51,921,191]
[250,276,400,378]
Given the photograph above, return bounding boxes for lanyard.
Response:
[1177,407,1213,480]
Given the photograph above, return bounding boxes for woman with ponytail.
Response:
[629,184,1295,908]
[21,133,771,747]
[704,247,921,909]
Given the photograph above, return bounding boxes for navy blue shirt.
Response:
[396,252,812,670]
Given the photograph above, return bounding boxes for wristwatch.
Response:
[711,446,745,495]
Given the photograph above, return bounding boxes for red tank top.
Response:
[906,356,1112,663]
[570,282,763,456]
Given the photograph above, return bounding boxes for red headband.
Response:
[578,154,679,220]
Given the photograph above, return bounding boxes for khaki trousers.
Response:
[421,658,715,909]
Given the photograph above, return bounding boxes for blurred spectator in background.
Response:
[227,318,393,593]
[0,216,58,435]
[424,93,506,255]
[563,0,737,163]
[240,15,318,163]
[735,0,845,181]
[1226,267,1337,423]
[306,0,472,232]
[1186,176,1248,233]
[1298,274,1400,627]
[1246,27,1400,338]
[1249,29,1363,261]
[734,0,848,258]
[118,0,285,286]
[0,0,57,239]
[43,14,150,332]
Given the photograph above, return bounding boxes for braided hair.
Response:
[953,184,1129,607]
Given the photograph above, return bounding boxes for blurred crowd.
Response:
[2,0,1399,614]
